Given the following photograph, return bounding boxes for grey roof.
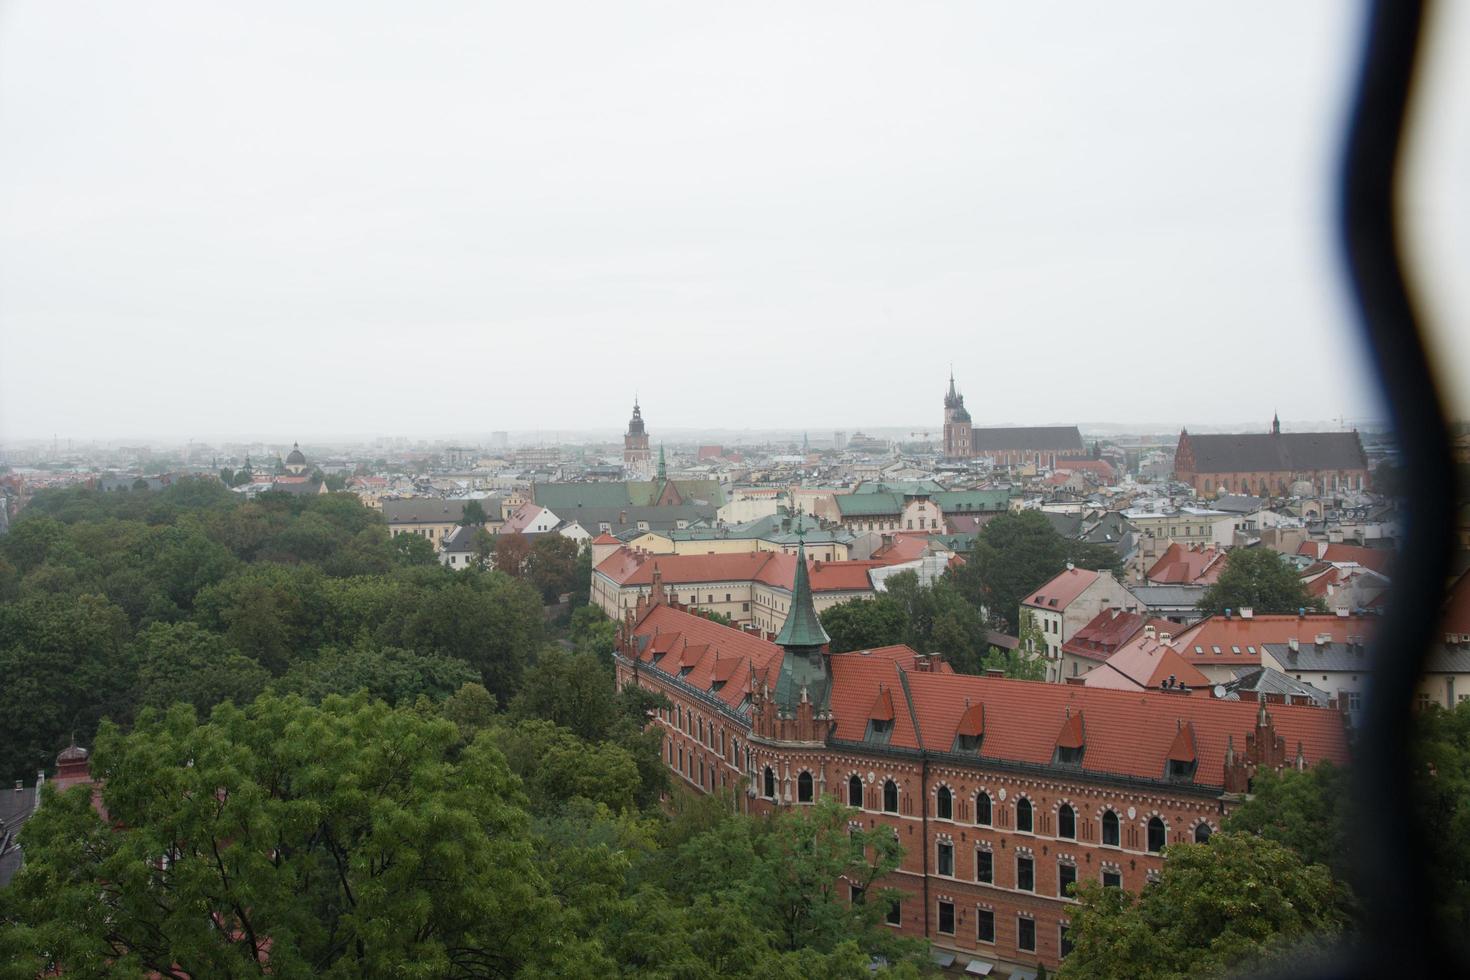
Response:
[1182,431,1366,474]
[0,783,39,888]
[1267,640,1470,674]
[441,524,490,553]
[1126,584,1209,610]
[1040,512,1084,538]
[1210,494,1269,515]
[1221,667,1331,706]
[263,479,321,497]
[382,497,499,525]
[553,503,717,536]
[969,426,1084,452]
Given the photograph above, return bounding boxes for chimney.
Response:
[985,668,1005,678]
[1159,632,1172,645]
[1144,624,1156,638]
[1288,637,1299,652]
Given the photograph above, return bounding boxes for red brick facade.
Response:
[615,594,1350,973]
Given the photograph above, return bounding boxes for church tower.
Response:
[943,371,973,458]
[624,398,651,479]
[751,537,834,745]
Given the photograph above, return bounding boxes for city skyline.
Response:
[5,2,1467,440]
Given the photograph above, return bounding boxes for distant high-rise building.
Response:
[832,431,846,450]
[624,398,652,479]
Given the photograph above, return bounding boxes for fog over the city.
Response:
[1,1,1466,442]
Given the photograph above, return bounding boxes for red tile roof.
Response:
[591,533,620,545]
[597,547,880,594]
[869,533,932,564]
[1171,613,1377,668]
[1146,543,1226,585]
[1297,541,1395,575]
[837,668,1350,789]
[1023,567,1100,611]
[1084,636,1213,692]
[1062,609,1153,663]
[629,605,781,711]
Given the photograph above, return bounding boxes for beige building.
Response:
[1020,567,1137,683]
[383,496,502,547]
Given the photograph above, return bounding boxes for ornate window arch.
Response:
[882,778,899,814]
[1015,795,1034,833]
[935,784,954,821]
[848,773,864,808]
[797,770,814,803]
[1101,808,1120,847]
[1057,802,1076,840]
[1147,815,1167,853]
[763,766,776,799]
[975,790,992,826]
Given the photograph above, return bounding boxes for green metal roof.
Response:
[931,489,1012,512]
[774,540,831,650]
[834,492,905,516]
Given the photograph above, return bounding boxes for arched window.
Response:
[848,774,864,808]
[936,786,953,821]
[1016,797,1033,833]
[1147,816,1167,853]
[797,771,813,803]
[883,779,899,813]
[1058,803,1076,840]
[976,791,992,826]
[1194,822,1213,844]
[763,766,776,799]
[1102,809,1120,846]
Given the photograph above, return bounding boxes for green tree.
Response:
[1222,761,1351,884]
[389,530,438,566]
[508,647,619,742]
[218,467,235,485]
[2,696,558,978]
[271,641,478,705]
[1412,700,1470,938]
[1061,833,1349,980]
[459,498,488,526]
[954,510,1119,632]
[490,718,643,813]
[132,621,270,714]
[820,595,908,653]
[1196,548,1325,617]
[526,534,579,603]
[569,604,617,665]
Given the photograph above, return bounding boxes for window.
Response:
[883,779,899,813]
[763,766,776,799]
[797,771,813,803]
[1102,810,1120,846]
[1058,803,1076,839]
[1061,923,1075,958]
[1167,757,1197,782]
[938,900,955,935]
[977,908,995,943]
[937,841,954,877]
[1147,816,1167,853]
[1059,862,1077,898]
[1018,916,1036,952]
[1194,822,1213,843]
[849,774,864,808]
[976,849,993,883]
[976,792,992,826]
[885,898,901,926]
[1349,691,1363,711]
[1016,797,1033,833]
[936,785,953,820]
[1017,856,1034,891]
[1103,869,1121,888]
[850,882,865,906]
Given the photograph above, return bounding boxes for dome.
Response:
[56,743,89,764]
[285,442,307,466]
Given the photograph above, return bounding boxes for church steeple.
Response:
[772,536,832,714]
[1272,412,1281,436]
[657,444,667,480]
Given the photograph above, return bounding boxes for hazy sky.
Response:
[1,2,1466,442]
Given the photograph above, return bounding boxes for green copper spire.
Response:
[657,443,667,480]
[773,537,832,713]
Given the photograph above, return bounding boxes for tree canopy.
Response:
[1196,548,1324,617]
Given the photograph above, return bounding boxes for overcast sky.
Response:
[1,2,1466,442]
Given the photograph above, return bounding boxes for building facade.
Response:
[613,548,1351,974]
[1173,418,1369,497]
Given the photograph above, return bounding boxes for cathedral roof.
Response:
[285,442,307,466]
[774,539,831,649]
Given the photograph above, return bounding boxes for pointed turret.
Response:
[657,443,667,480]
[1272,412,1281,436]
[772,537,832,715]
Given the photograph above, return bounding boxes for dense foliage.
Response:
[1060,833,1349,980]
[1196,547,1326,617]
[0,480,546,783]
[1413,700,1470,944]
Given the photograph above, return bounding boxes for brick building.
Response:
[614,541,1351,974]
[1172,417,1369,497]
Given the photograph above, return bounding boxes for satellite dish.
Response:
[1213,685,1227,699]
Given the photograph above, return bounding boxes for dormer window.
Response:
[1054,745,1084,766]
[953,733,982,752]
[1167,758,1197,781]
[865,717,893,744]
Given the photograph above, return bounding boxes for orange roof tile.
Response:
[1167,721,1197,763]
[1146,543,1226,585]
[1055,711,1085,749]
[1085,637,1212,692]
[1023,567,1100,611]
[1171,613,1377,668]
